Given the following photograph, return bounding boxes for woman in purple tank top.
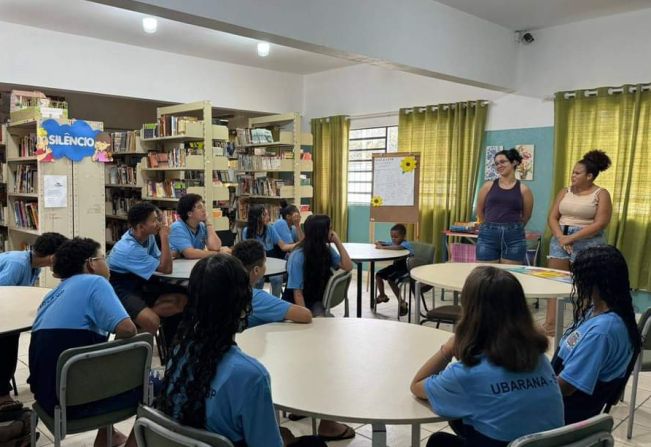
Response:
[475,148,534,264]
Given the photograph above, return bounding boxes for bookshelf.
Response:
[138,101,231,232]
[234,113,313,225]
[0,124,7,251]
[5,119,105,287]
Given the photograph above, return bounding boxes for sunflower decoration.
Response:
[371,196,384,207]
[400,156,417,173]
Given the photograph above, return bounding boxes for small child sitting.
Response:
[375,223,414,316]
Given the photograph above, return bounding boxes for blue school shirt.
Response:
[425,354,564,442]
[28,274,130,413]
[248,288,292,328]
[272,219,298,244]
[242,225,281,252]
[0,250,41,286]
[286,247,341,290]
[169,221,208,254]
[107,230,161,280]
[555,311,633,395]
[169,345,283,447]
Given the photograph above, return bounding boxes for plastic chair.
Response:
[508,414,614,446]
[134,405,234,447]
[626,307,651,439]
[396,241,435,322]
[30,333,154,447]
[322,269,352,317]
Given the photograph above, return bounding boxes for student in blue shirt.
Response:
[169,193,228,259]
[244,205,296,297]
[374,223,414,316]
[0,232,67,411]
[108,202,186,335]
[552,245,640,424]
[156,255,324,447]
[28,237,137,447]
[231,239,311,327]
[272,200,304,246]
[411,266,563,447]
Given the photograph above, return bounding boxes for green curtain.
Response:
[311,115,350,240]
[398,102,488,261]
[551,85,651,289]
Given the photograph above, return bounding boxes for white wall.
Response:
[0,21,303,114]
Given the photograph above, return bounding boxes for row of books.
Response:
[105,220,128,245]
[0,205,6,223]
[13,200,38,230]
[106,164,138,186]
[235,128,275,146]
[236,200,281,222]
[18,134,37,157]
[238,154,285,171]
[13,165,37,193]
[213,170,237,185]
[106,189,140,217]
[238,176,287,197]
[110,131,139,154]
[147,142,204,168]
[159,209,179,227]
[146,180,190,199]
[142,115,201,139]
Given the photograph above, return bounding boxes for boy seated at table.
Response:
[28,237,138,447]
[231,239,312,327]
[0,232,67,411]
[169,193,230,259]
[374,223,414,316]
[107,202,187,335]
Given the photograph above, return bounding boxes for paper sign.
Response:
[44,175,67,208]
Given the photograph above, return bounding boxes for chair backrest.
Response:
[135,405,234,447]
[508,414,614,447]
[639,308,651,351]
[322,269,352,314]
[407,241,435,270]
[56,333,153,412]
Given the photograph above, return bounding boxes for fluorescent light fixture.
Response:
[142,17,158,34]
[257,41,270,57]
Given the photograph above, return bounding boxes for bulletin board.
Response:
[370,152,420,223]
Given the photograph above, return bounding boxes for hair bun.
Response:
[582,150,611,173]
[508,148,523,164]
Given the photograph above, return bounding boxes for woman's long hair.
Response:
[246,205,266,240]
[299,214,333,306]
[455,266,548,372]
[570,246,641,360]
[156,254,252,428]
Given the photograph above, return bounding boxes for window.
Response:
[347,126,398,204]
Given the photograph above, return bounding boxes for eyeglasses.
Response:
[87,255,106,263]
[494,160,510,167]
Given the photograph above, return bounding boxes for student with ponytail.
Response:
[552,245,640,424]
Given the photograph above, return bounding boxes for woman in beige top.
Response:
[543,150,613,334]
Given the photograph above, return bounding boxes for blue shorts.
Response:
[476,222,526,263]
[548,226,606,263]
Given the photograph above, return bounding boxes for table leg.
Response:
[413,281,421,324]
[554,297,566,345]
[370,261,376,309]
[356,262,363,318]
[411,423,421,447]
[371,423,387,447]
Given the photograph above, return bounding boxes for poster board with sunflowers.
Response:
[370,152,420,223]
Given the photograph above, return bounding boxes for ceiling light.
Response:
[142,17,158,34]
[257,42,270,57]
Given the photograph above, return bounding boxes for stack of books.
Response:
[13,200,38,229]
[106,165,137,186]
[14,165,37,193]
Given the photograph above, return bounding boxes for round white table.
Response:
[0,286,51,335]
[154,257,287,280]
[410,263,573,341]
[341,243,410,317]
[237,318,446,446]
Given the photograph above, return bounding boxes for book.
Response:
[507,267,573,284]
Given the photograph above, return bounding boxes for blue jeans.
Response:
[476,222,526,263]
[549,226,606,263]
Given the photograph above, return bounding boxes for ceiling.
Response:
[435,0,651,30]
[0,0,356,75]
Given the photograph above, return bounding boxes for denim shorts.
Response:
[476,222,527,263]
[549,226,606,262]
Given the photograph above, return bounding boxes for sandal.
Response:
[319,424,356,441]
[376,295,390,304]
[399,301,409,316]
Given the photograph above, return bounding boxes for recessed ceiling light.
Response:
[142,17,158,34]
[257,42,270,57]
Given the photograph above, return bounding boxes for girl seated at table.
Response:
[156,254,324,447]
[272,200,304,245]
[244,205,295,297]
[552,245,640,424]
[411,266,563,447]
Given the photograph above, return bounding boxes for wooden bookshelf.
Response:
[0,124,7,252]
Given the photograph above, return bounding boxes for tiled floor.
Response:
[13,272,651,446]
